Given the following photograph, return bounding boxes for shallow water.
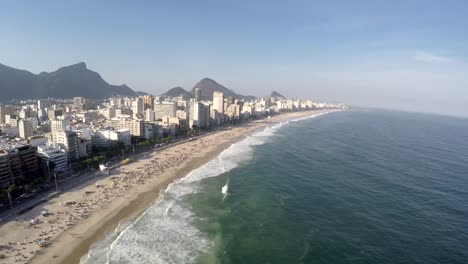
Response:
[83,110,468,264]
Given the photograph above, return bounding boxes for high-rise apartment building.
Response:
[48,109,63,120]
[190,102,210,128]
[50,119,68,134]
[52,131,79,162]
[144,109,155,122]
[213,91,224,114]
[37,143,68,172]
[0,144,39,188]
[132,98,144,116]
[0,152,12,188]
[7,115,18,127]
[154,102,176,120]
[110,119,145,138]
[18,119,33,139]
[194,88,201,102]
[142,95,154,110]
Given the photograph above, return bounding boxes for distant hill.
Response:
[0,62,137,101]
[161,87,193,100]
[136,91,149,96]
[270,91,286,99]
[191,78,256,101]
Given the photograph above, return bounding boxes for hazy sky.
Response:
[1,0,467,117]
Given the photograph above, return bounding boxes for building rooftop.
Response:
[0,141,28,151]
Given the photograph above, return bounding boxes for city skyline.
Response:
[1,1,468,117]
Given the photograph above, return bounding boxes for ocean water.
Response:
[82,110,468,264]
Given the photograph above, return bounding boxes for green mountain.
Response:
[0,62,136,101]
[191,78,256,101]
[161,87,193,100]
[270,90,286,99]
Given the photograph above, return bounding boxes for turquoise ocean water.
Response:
[83,110,468,264]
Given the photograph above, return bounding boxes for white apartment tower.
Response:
[213,91,224,114]
[154,102,176,120]
[132,98,144,115]
[50,119,68,134]
[52,131,79,162]
[194,88,201,102]
[144,109,155,122]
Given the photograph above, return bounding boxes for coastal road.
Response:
[0,127,231,224]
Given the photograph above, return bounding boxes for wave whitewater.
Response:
[80,113,327,264]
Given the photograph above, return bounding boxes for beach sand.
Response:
[0,110,333,264]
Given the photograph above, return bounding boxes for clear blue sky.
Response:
[1,0,467,117]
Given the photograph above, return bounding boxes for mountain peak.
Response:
[63,62,87,70]
[195,77,220,87]
[199,77,216,82]
[161,86,193,99]
[0,62,136,101]
[191,78,256,101]
[270,90,286,99]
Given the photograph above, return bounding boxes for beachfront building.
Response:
[242,104,254,116]
[0,143,39,188]
[213,92,224,114]
[189,101,199,128]
[91,133,109,149]
[0,152,12,188]
[110,118,145,138]
[144,123,159,139]
[94,129,131,147]
[37,143,68,173]
[210,108,223,126]
[78,138,92,158]
[52,131,79,162]
[286,100,295,111]
[189,101,211,128]
[226,102,243,120]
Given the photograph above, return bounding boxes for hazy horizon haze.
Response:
[1,0,467,117]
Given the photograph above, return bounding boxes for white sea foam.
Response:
[221,179,229,200]
[290,111,327,123]
[81,112,328,264]
[221,182,228,195]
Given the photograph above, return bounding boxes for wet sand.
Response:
[0,110,334,264]
[57,140,234,264]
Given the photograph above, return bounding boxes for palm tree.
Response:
[1,184,16,209]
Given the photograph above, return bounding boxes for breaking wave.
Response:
[81,112,327,264]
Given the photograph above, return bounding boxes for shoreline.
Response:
[0,110,337,264]
[62,139,236,264]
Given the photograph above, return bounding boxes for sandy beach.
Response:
[0,110,334,264]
